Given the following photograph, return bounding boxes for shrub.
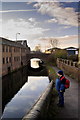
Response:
[54,50,67,59]
[46,50,67,65]
[67,55,78,62]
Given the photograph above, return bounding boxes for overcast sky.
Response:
[0,1,79,51]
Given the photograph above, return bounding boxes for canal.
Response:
[1,58,49,119]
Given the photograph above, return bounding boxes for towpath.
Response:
[48,66,79,120]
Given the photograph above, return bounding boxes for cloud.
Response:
[40,0,77,1]
[0,19,2,36]
[47,18,58,23]
[0,19,2,22]
[28,17,40,26]
[1,0,80,2]
[63,26,71,29]
[34,2,78,27]
[1,18,49,49]
[39,35,78,41]
[28,18,36,22]
[38,35,78,49]
[0,9,36,13]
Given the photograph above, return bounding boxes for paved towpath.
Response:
[51,66,79,120]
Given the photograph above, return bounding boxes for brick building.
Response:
[1,37,30,76]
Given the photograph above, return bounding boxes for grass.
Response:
[46,65,61,119]
[46,65,58,82]
[47,88,60,120]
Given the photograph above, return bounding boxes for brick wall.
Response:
[2,44,29,76]
[57,58,79,81]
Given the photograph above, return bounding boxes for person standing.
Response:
[55,70,66,107]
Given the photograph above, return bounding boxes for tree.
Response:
[46,49,67,65]
[50,39,58,48]
[34,44,41,52]
[54,49,67,59]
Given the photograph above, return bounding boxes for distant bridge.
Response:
[26,52,51,63]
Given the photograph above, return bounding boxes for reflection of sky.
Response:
[2,76,49,118]
[31,58,40,68]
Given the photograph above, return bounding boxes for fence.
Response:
[57,58,79,81]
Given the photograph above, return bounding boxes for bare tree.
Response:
[50,39,58,48]
[34,44,41,52]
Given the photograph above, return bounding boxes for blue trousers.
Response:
[58,91,64,105]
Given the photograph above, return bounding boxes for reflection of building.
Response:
[1,37,30,76]
[2,66,28,111]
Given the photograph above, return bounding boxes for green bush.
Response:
[54,50,67,59]
[46,50,67,66]
[67,55,78,62]
[46,54,57,66]
[47,66,57,81]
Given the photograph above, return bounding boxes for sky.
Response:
[0,1,79,51]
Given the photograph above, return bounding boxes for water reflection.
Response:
[28,58,47,76]
[2,58,49,119]
[2,76,49,119]
[31,58,40,68]
[2,66,28,112]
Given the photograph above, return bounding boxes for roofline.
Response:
[0,37,29,49]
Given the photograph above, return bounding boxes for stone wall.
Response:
[57,58,80,81]
[22,80,54,120]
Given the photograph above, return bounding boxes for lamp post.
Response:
[16,33,20,41]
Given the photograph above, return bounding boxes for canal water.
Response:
[2,59,49,119]
[31,58,40,68]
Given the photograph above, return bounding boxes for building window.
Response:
[18,57,20,61]
[14,57,16,61]
[9,57,11,63]
[14,48,15,52]
[14,57,17,62]
[9,47,11,52]
[3,58,5,64]
[14,56,20,62]
[6,57,8,63]
[3,46,5,52]
[6,46,8,52]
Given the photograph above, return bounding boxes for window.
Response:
[3,46,5,52]
[14,57,16,61]
[6,46,8,52]
[19,57,20,61]
[6,57,8,63]
[14,48,15,52]
[9,57,11,63]
[9,47,11,52]
[14,57,17,61]
[3,58,5,64]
